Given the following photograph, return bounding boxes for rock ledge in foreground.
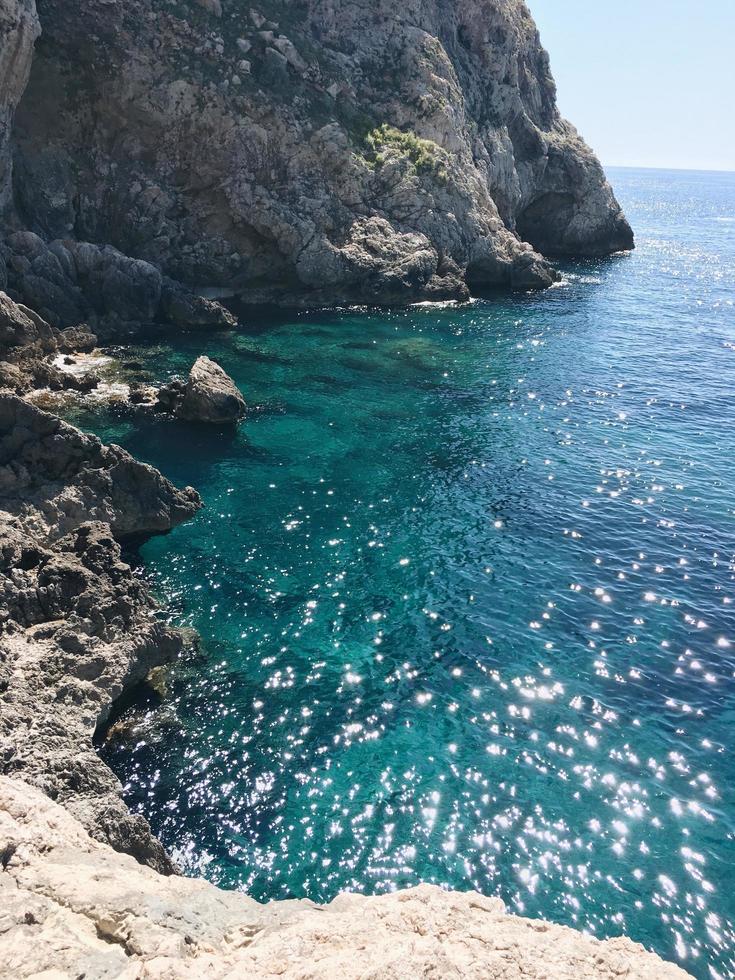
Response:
[0,776,690,980]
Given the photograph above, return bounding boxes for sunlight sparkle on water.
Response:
[79,169,735,979]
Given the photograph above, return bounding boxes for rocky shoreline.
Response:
[0,0,694,976]
[0,300,692,979]
[1,774,690,978]
[0,392,201,872]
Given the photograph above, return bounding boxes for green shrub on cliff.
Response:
[363,124,449,182]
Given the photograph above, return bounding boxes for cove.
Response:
[68,168,735,978]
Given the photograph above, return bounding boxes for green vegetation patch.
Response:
[363,124,449,182]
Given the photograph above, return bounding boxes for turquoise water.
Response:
[84,169,734,977]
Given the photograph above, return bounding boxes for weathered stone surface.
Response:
[57,323,98,353]
[3,234,230,336]
[0,394,201,539]
[0,0,39,212]
[158,356,246,424]
[0,360,24,389]
[0,524,182,873]
[3,0,631,308]
[196,0,222,17]
[0,289,69,392]
[0,775,690,979]
[0,288,53,350]
[0,396,201,871]
[1,234,236,333]
[160,277,237,330]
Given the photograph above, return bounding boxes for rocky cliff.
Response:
[0,394,200,872]
[0,0,38,213]
[0,0,632,318]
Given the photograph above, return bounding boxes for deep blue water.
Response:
[79,168,734,977]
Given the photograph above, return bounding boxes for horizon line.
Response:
[603,163,735,175]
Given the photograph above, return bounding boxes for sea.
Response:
[69,167,735,978]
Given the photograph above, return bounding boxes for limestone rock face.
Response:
[159,355,246,424]
[3,0,631,309]
[0,289,107,393]
[0,394,201,539]
[0,395,201,871]
[0,524,183,873]
[0,775,690,979]
[0,0,39,211]
[0,288,53,350]
[1,231,236,333]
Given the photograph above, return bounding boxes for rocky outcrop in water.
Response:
[0,776,689,979]
[1,0,632,317]
[0,285,102,393]
[0,395,201,871]
[157,355,246,424]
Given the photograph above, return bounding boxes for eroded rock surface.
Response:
[1,232,237,334]
[0,286,103,394]
[0,0,39,214]
[0,396,200,870]
[158,355,246,424]
[0,776,689,979]
[2,0,632,313]
[0,394,200,539]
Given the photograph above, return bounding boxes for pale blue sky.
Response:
[526,0,735,172]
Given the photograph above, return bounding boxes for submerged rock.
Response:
[158,356,246,425]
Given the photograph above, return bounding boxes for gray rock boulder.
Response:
[58,323,98,353]
[160,277,237,330]
[158,356,246,425]
[0,289,55,351]
[0,290,65,392]
[0,360,24,390]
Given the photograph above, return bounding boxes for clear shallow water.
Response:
[79,168,734,977]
